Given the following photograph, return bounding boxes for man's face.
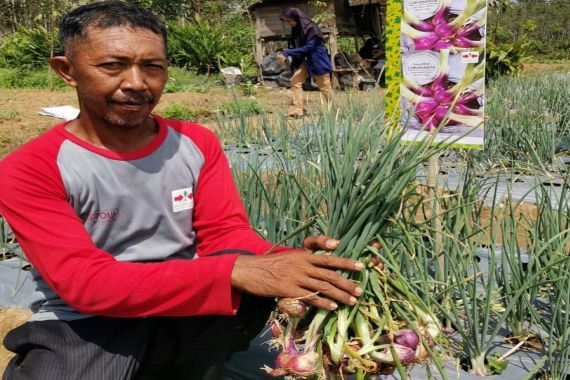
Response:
[67,26,168,129]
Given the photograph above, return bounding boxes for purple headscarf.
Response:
[280,7,323,48]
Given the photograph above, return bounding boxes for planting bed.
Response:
[1,70,569,379]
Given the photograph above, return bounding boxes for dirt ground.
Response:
[0,308,32,373]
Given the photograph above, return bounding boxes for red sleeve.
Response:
[0,129,251,318]
[168,118,290,256]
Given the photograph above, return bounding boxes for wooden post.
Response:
[427,154,444,277]
[328,30,339,89]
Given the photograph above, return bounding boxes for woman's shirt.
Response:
[283,36,333,76]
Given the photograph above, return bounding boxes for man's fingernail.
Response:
[326,239,339,249]
[330,302,338,310]
[355,287,363,296]
[354,261,364,270]
[349,296,357,305]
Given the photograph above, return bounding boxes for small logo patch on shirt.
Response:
[87,208,120,224]
[172,187,194,212]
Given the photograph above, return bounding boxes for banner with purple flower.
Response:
[399,0,487,149]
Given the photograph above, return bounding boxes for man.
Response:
[0,2,363,379]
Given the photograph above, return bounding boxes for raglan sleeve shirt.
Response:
[0,117,289,319]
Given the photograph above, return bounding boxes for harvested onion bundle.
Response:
[260,109,447,378]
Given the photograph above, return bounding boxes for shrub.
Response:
[0,26,60,70]
[167,14,256,74]
[486,40,532,78]
[167,16,228,74]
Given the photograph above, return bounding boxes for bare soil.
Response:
[0,308,32,373]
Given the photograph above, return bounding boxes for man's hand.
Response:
[231,237,364,311]
[277,52,287,64]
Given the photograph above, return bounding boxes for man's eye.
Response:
[145,63,165,70]
[100,62,123,69]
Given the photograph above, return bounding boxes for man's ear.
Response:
[49,56,78,88]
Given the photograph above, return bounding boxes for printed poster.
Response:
[387,0,487,149]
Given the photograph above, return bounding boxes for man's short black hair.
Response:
[60,0,167,55]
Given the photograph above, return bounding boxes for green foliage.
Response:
[126,0,193,20]
[0,25,61,70]
[487,0,570,60]
[219,99,263,116]
[0,68,67,89]
[240,80,258,96]
[337,37,358,56]
[486,355,509,375]
[167,13,255,73]
[167,17,226,73]
[0,109,19,120]
[486,40,532,78]
[163,67,218,93]
[158,103,211,121]
[483,72,570,168]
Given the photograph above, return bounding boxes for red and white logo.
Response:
[461,50,479,64]
[171,187,194,212]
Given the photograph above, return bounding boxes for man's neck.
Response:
[65,115,158,153]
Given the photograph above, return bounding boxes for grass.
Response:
[219,99,263,117]
[157,103,212,121]
[0,68,68,90]
[0,109,19,120]
[162,67,220,93]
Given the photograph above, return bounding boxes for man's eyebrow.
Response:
[96,55,167,62]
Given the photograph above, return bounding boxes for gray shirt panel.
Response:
[29,127,205,321]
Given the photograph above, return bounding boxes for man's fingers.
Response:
[297,290,339,311]
[311,253,364,272]
[303,235,340,251]
[311,270,362,296]
[306,278,358,306]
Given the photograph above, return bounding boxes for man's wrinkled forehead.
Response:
[65,24,165,57]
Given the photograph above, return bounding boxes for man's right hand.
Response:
[230,251,364,311]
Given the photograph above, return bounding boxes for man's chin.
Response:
[103,114,151,129]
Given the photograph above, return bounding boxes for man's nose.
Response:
[122,65,147,92]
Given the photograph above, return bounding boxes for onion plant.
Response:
[484,73,570,169]
[252,98,460,379]
[528,172,570,379]
[401,164,569,376]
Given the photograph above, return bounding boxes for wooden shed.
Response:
[249,0,386,87]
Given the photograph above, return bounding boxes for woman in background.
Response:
[278,7,333,118]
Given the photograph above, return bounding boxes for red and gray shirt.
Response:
[0,115,285,321]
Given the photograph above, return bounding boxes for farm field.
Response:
[1,63,570,378]
[0,85,356,158]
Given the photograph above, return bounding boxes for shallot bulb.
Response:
[277,298,307,318]
[264,337,318,378]
[393,329,420,350]
[372,344,416,365]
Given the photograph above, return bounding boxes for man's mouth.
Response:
[109,95,154,107]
